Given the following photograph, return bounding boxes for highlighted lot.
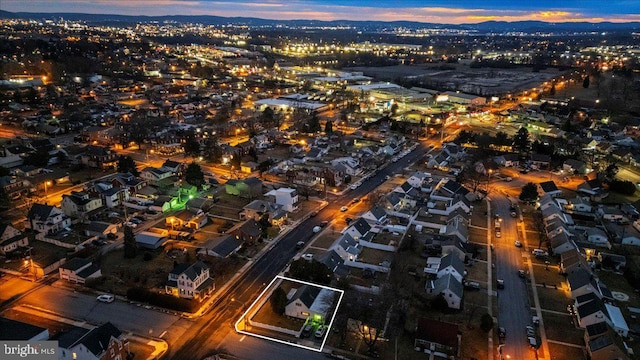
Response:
[235,275,344,352]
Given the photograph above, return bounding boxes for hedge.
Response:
[126,287,199,313]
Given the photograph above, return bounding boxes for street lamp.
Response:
[235,128,240,144]
[44,181,51,198]
[487,169,493,192]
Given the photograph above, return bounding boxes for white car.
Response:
[301,254,313,261]
[313,226,322,233]
[97,294,115,303]
[340,206,348,212]
[350,184,358,190]
[514,240,522,247]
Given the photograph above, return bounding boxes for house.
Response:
[332,233,362,261]
[582,227,611,248]
[576,295,609,329]
[578,179,604,198]
[56,322,128,360]
[264,187,299,212]
[111,172,146,196]
[241,199,287,226]
[316,250,350,278]
[568,268,598,299]
[425,273,463,309]
[0,317,49,341]
[344,218,371,240]
[59,258,101,284]
[91,182,129,208]
[135,230,168,250]
[161,159,184,175]
[225,177,263,199]
[414,318,459,357]
[437,253,466,282]
[140,166,174,184]
[165,261,215,300]
[80,145,119,169]
[0,223,29,256]
[494,154,519,167]
[361,206,388,225]
[84,221,118,239]
[604,303,629,337]
[165,209,208,230]
[560,250,593,275]
[61,191,104,218]
[565,196,593,213]
[26,203,72,237]
[199,235,244,258]
[284,285,335,321]
[230,219,262,244]
[407,171,432,188]
[584,322,630,360]
[597,206,626,222]
[530,153,551,169]
[538,181,562,198]
[445,212,469,243]
[563,159,588,175]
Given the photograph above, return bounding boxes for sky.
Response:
[3,0,640,24]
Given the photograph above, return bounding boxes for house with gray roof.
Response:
[584,322,630,360]
[344,218,372,240]
[285,285,335,321]
[59,258,101,284]
[437,253,465,282]
[332,233,362,261]
[199,235,244,258]
[56,322,127,360]
[241,199,287,226]
[165,261,215,300]
[425,273,463,309]
[0,317,49,341]
[0,223,29,256]
[538,180,562,198]
[361,206,388,225]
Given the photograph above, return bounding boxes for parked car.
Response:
[528,336,538,349]
[496,279,505,289]
[301,254,313,261]
[296,241,305,249]
[97,294,114,303]
[463,280,481,290]
[315,326,328,339]
[310,210,318,217]
[301,324,313,338]
[532,249,549,257]
[498,327,506,339]
[313,226,322,233]
[518,270,526,278]
[514,240,522,247]
[340,206,348,212]
[526,326,536,337]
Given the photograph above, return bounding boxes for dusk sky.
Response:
[3,0,640,24]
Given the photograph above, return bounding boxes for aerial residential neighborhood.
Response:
[2,3,640,360]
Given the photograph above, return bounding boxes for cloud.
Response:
[2,0,639,23]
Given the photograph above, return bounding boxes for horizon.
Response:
[2,0,640,25]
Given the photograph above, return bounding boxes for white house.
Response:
[361,206,388,225]
[604,303,629,338]
[407,171,431,189]
[26,203,72,237]
[343,218,371,240]
[285,285,335,321]
[437,253,466,282]
[425,273,463,310]
[165,261,215,300]
[332,233,362,261]
[61,191,103,218]
[583,227,611,248]
[59,258,101,284]
[0,224,28,255]
[265,187,299,212]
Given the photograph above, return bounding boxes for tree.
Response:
[248,147,258,162]
[258,213,271,238]
[306,112,321,133]
[202,137,222,162]
[519,182,539,202]
[185,162,205,189]
[390,103,399,116]
[24,147,50,167]
[583,76,590,89]
[270,287,287,315]
[123,225,137,259]
[513,127,531,155]
[604,164,619,179]
[324,120,334,134]
[608,180,636,195]
[183,135,201,157]
[288,259,332,285]
[480,313,494,332]
[261,107,275,127]
[549,83,556,96]
[117,155,139,176]
[561,119,572,132]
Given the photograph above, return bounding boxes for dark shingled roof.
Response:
[539,181,559,193]
[0,317,48,340]
[289,285,321,308]
[27,203,55,221]
[60,258,91,271]
[415,318,459,349]
[210,235,244,258]
[170,261,209,281]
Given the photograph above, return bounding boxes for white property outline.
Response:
[234,275,345,352]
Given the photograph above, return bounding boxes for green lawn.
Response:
[542,312,584,345]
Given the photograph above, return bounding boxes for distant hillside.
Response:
[2,10,640,33]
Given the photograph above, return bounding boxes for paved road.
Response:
[18,285,183,338]
[170,144,428,359]
[493,193,536,360]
